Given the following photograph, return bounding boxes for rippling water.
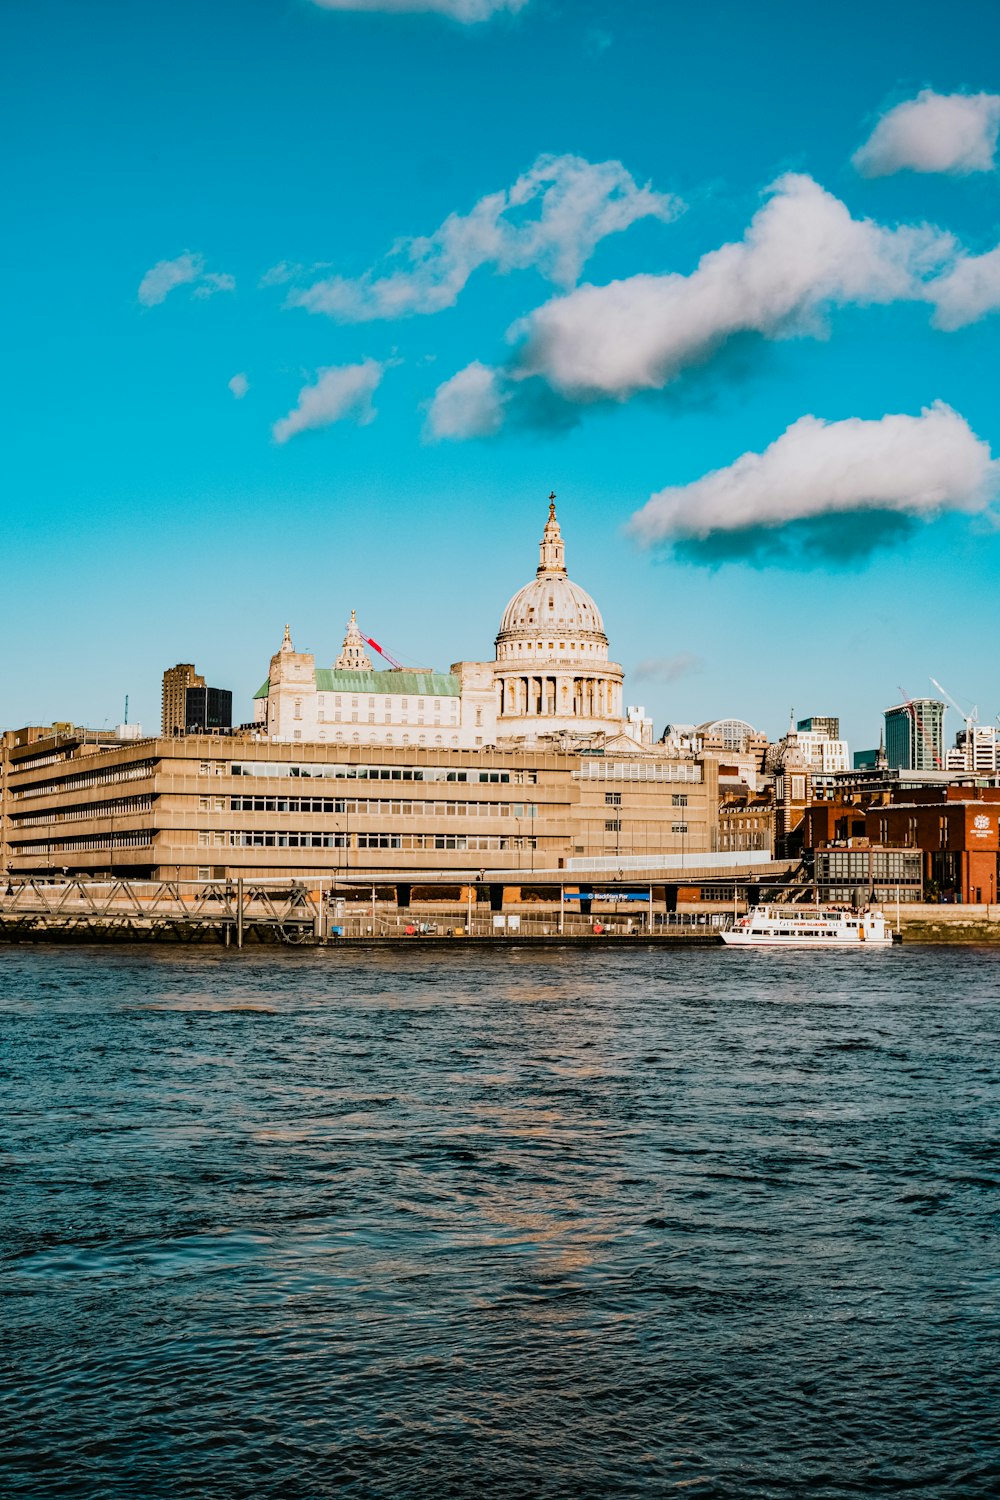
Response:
[2,943,999,1497]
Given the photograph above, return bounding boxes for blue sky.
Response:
[4,0,1000,750]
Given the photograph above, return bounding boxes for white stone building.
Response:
[253,500,652,750]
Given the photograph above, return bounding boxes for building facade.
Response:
[814,844,923,904]
[185,686,233,733]
[0,730,720,885]
[946,725,1000,774]
[884,700,945,771]
[162,664,204,736]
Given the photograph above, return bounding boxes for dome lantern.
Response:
[537,492,566,577]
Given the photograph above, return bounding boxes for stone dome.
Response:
[499,575,605,638]
[495,499,608,663]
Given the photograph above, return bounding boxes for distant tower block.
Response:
[162,663,204,736]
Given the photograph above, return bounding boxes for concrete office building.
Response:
[0,730,720,885]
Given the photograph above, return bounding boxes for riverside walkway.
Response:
[0,876,731,946]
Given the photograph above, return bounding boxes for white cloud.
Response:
[307,0,529,21]
[138,252,236,307]
[193,272,236,299]
[259,262,303,289]
[853,90,1000,177]
[628,404,998,546]
[929,245,1000,329]
[425,361,506,439]
[513,174,954,400]
[228,373,249,399]
[272,359,385,443]
[290,154,681,322]
[632,653,704,683]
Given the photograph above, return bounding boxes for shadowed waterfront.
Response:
[2,945,998,1498]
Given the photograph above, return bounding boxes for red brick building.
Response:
[806,785,1000,904]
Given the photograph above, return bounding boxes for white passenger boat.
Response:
[721,904,894,948]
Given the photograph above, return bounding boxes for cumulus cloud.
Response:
[228,373,249,399]
[628,404,998,563]
[290,154,680,322]
[138,252,235,307]
[272,359,384,443]
[632,653,704,684]
[929,245,1000,328]
[513,174,953,401]
[853,90,1000,177]
[307,0,529,21]
[425,361,506,439]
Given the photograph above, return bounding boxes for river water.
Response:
[2,943,998,1498]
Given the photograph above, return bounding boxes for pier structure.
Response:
[0,860,799,945]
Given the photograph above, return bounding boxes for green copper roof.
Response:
[255,670,461,700]
[314,670,460,696]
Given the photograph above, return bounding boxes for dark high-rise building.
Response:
[884,700,945,771]
[185,686,233,733]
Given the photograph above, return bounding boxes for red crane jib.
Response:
[364,635,404,669]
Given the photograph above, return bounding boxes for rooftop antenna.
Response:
[124,694,129,726]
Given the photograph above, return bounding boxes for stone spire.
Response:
[335,609,374,670]
[537,492,566,577]
[280,623,293,653]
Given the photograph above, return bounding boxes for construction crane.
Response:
[897,685,943,769]
[930,677,979,770]
[362,632,405,670]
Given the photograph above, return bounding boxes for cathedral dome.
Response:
[495,498,608,663]
[499,575,605,638]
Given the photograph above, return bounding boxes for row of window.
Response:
[215,831,536,852]
[223,796,540,818]
[11,796,154,828]
[309,713,456,726]
[820,853,921,877]
[318,696,455,709]
[285,732,471,747]
[574,761,703,783]
[501,640,602,653]
[228,762,517,784]
[12,830,154,854]
[13,762,155,801]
